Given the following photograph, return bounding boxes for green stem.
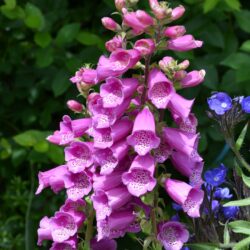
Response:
[84,207,95,248]
[25,163,35,250]
[231,145,250,172]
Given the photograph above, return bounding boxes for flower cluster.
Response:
[36,0,205,249]
[203,164,239,220]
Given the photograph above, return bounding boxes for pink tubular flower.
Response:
[171,5,185,20]
[94,139,129,175]
[50,237,77,250]
[67,100,83,113]
[165,179,204,217]
[37,216,53,245]
[134,38,156,56]
[153,141,172,163]
[91,238,117,250]
[148,68,175,109]
[164,26,186,39]
[70,68,98,85]
[100,77,138,108]
[157,221,189,250]
[65,142,94,173]
[168,35,203,52]
[122,154,156,197]
[163,127,198,157]
[168,92,194,119]
[105,35,123,52]
[36,165,73,194]
[173,113,198,134]
[92,118,133,149]
[123,9,154,35]
[101,17,120,31]
[96,49,140,81]
[149,0,168,19]
[127,107,160,155]
[180,70,206,88]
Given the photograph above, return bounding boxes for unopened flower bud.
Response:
[101,17,120,31]
[181,70,205,88]
[136,10,154,26]
[134,38,155,56]
[115,0,126,11]
[164,25,186,39]
[149,0,168,20]
[127,0,139,5]
[159,56,175,71]
[178,60,190,70]
[171,5,185,20]
[67,100,83,113]
[174,70,187,81]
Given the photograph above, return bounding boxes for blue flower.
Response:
[182,247,190,250]
[204,164,227,187]
[241,96,250,113]
[172,202,182,211]
[214,187,233,200]
[203,200,220,215]
[207,92,232,115]
[222,206,239,219]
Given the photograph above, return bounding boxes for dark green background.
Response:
[1,0,250,249]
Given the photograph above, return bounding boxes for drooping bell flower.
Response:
[127,107,160,155]
[122,9,154,35]
[96,49,140,81]
[134,39,156,56]
[157,221,189,250]
[37,216,53,245]
[171,5,185,21]
[153,141,172,163]
[36,165,73,194]
[70,68,98,85]
[66,171,92,201]
[50,236,77,250]
[149,0,168,19]
[100,77,138,108]
[165,178,204,217]
[122,154,156,196]
[94,139,129,175]
[163,127,198,157]
[164,25,186,39]
[90,238,117,250]
[60,199,86,227]
[167,92,194,119]
[148,68,175,109]
[167,35,203,52]
[105,35,123,52]
[173,113,198,134]
[180,70,205,88]
[170,151,204,187]
[92,118,133,149]
[50,212,77,243]
[101,17,120,31]
[65,141,94,173]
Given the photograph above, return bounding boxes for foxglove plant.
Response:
[36,1,206,249]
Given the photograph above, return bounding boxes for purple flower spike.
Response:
[222,206,239,219]
[91,238,117,250]
[122,154,156,197]
[148,68,175,109]
[241,96,250,113]
[154,141,172,163]
[207,92,232,115]
[65,142,94,173]
[37,216,53,245]
[36,165,73,195]
[168,93,194,119]
[51,237,77,250]
[157,221,189,250]
[50,212,77,243]
[204,164,227,187]
[93,118,133,149]
[66,171,92,201]
[173,113,198,134]
[165,179,204,218]
[94,139,129,175]
[127,107,160,155]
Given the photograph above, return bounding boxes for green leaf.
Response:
[223,198,250,207]
[229,220,250,235]
[13,131,38,147]
[224,0,241,11]
[4,0,16,9]
[47,144,64,164]
[203,0,220,13]
[223,222,230,244]
[240,40,250,53]
[35,48,54,68]
[34,32,52,48]
[52,70,70,97]
[33,141,49,153]
[203,65,218,90]
[76,31,102,46]
[221,53,250,69]
[187,243,220,250]
[0,5,25,19]
[0,138,12,159]
[55,23,80,46]
[233,236,250,250]
[235,10,250,33]
[236,123,248,150]
[24,3,45,30]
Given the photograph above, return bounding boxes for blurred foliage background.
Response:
[1,0,250,249]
